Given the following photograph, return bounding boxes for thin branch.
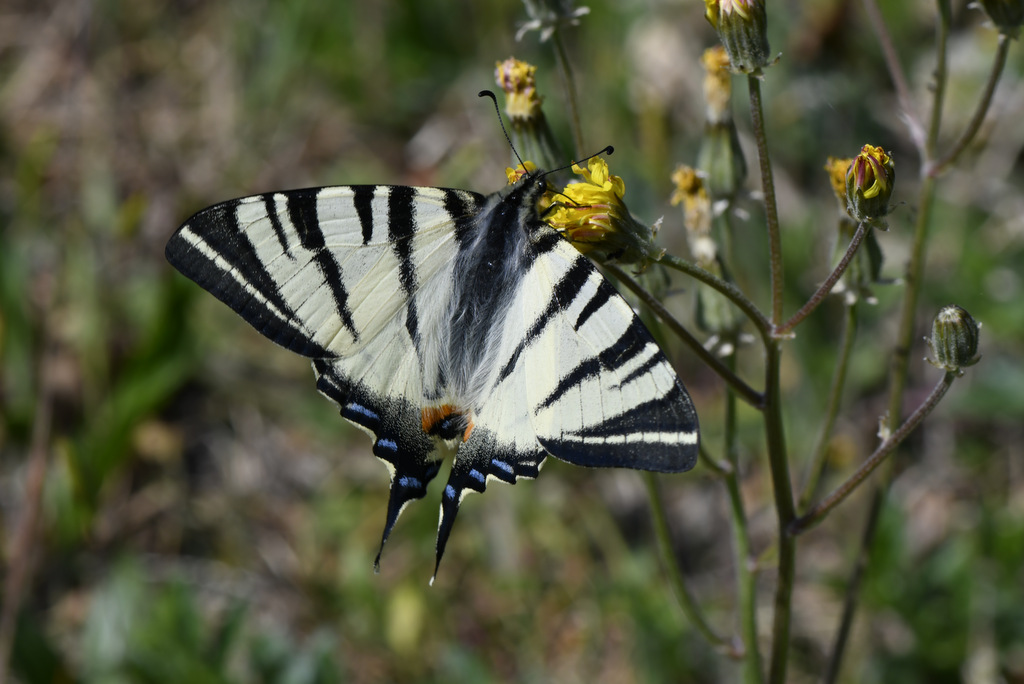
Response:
[720,347,764,684]
[926,0,952,157]
[861,0,927,152]
[764,342,797,684]
[774,222,869,337]
[798,301,859,512]
[822,483,886,684]
[645,475,736,654]
[929,33,1011,176]
[747,76,785,326]
[604,263,764,408]
[790,371,957,535]
[551,30,585,159]
[658,254,772,340]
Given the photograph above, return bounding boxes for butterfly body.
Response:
[167,170,698,578]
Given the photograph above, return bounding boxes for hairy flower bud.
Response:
[845,145,894,224]
[926,305,981,375]
[704,0,771,74]
[979,0,1024,37]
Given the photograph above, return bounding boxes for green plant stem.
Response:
[822,483,886,684]
[861,0,926,150]
[698,443,732,477]
[926,0,952,156]
[720,346,764,684]
[747,76,784,326]
[790,371,956,535]
[798,300,859,512]
[604,263,763,408]
[774,222,868,337]
[822,2,957,669]
[645,474,733,652]
[763,342,796,684]
[658,254,771,340]
[551,30,585,159]
[930,33,1011,176]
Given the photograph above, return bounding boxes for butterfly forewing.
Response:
[166,173,699,579]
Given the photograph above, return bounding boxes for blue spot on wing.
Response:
[469,469,485,483]
[398,476,422,489]
[376,438,398,452]
[445,485,457,500]
[344,403,380,422]
[491,459,514,475]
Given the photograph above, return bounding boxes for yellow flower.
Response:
[546,158,627,244]
[544,158,663,266]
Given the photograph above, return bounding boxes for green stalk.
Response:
[798,301,859,512]
[774,222,869,337]
[930,34,1011,176]
[645,474,732,651]
[763,341,796,684]
[658,254,771,340]
[551,30,585,159]
[721,345,764,684]
[791,372,957,534]
[747,76,785,326]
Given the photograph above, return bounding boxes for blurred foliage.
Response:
[1,0,1023,682]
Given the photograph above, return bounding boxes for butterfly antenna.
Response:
[542,145,615,180]
[478,90,527,170]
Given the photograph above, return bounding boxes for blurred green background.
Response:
[2,0,1023,682]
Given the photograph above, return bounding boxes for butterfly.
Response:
[165,161,699,580]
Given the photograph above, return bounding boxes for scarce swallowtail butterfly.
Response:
[166,154,700,580]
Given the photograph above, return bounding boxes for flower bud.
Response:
[926,305,981,375]
[978,0,1024,37]
[495,58,564,171]
[704,0,771,74]
[845,145,894,224]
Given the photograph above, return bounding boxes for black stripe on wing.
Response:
[166,200,332,358]
[388,186,420,343]
[283,190,361,343]
[539,379,698,473]
[313,359,443,571]
[494,256,595,387]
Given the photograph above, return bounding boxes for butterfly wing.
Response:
[166,186,483,359]
[429,222,699,577]
[166,185,486,566]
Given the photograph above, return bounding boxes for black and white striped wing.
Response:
[166,186,481,359]
[166,185,482,568]
[430,227,700,568]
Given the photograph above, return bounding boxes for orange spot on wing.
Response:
[421,405,456,433]
[462,418,475,442]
